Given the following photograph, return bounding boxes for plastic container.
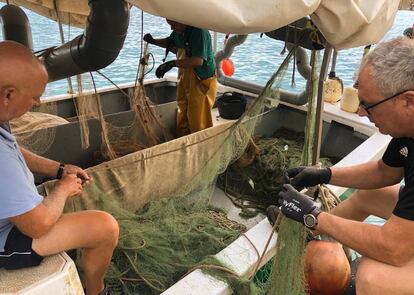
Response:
[216,92,247,120]
[340,87,359,113]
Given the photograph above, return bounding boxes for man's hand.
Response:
[284,166,331,190]
[155,60,176,78]
[278,184,317,223]
[54,174,83,197]
[62,164,91,186]
[143,33,155,44]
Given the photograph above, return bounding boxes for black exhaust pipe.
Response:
[0,5,33,50]
[42,0,129,82]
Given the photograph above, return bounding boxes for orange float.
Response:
[221,58,235,76]
[305,240,351,295]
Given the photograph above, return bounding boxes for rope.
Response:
[95,70,132,100]
[134,9,145,89]
[89,72,117,159]
[317,184,341,211]
[316,184,353,260]
[52,0,74,94]
[249,217,279,281]
[291,21,298,87]
[122,250,165,292]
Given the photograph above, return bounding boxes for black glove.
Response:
[155,60,176,78]
[143,33,155,44]
[278,184,317,223]
[284,166,331,191]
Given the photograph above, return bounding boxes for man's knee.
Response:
[90,211,119,246]
[349,189,373,204]
[349,186,398,219]
[356,257,382,294]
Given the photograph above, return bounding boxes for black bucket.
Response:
[216,92,247,120]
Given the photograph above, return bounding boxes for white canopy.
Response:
[1,0,410,49]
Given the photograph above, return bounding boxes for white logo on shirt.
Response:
[399,147,408,157]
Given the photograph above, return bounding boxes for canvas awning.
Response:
[0,0,410,49]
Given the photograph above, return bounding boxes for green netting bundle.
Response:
[90,191,246,294]
[38,33,323,295]
[217,128,332,217]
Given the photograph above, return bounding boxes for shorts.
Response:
[0,226,43,270]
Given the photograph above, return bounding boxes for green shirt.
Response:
[169,27,216,80]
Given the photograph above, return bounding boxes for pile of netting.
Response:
[33,34,324,294]
[217,128,333,218]
[38,61,268,294]
[97,191,246,294]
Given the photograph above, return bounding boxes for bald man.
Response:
[0,41,118,295]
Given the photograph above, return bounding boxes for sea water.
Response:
[0,6,412,97]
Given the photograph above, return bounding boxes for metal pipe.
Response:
[215,34,247,77]
[329,50,338,78]
[312,45,332,165]
[215,34,315,106]
[0,4,33,49]
[42,0,130,82]
[53,0,74,94]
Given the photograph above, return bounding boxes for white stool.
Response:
[0,253,83,295]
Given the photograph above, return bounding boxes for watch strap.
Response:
[310,207,321,218]
[56,163,65,179]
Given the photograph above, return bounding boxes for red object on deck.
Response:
[221,58,235,76]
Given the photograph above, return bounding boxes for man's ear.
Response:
[0,86,15,107]
[404,91,414,106]
[404,90,414,103]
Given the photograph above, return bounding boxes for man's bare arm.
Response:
[9,175,82,238]
[20,147,60,178]
[330,160,403,189]
[317,213,414,267]
[20,147,91,182]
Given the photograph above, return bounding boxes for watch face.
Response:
[304,214,316,229]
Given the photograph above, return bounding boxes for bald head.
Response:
[0,41,48,87]
[0,41,48,122]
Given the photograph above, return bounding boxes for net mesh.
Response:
[10,102,63,154]
[217,128,333,218]
[265,50,321,295]
[26,37,324,294]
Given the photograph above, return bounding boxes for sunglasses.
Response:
[359,89,409,114]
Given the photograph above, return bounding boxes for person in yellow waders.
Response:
[143,19,218,137]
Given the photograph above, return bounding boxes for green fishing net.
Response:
[98,191,245,294]
[35,34,323,294]
[217,128,333,218]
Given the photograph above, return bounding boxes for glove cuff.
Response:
[321,167,332,184]
[168,60,177,67]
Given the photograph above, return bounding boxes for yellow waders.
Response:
[175,64,218,137]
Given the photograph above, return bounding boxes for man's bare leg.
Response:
[330,184,400,221]
[32,210,119,295]
[357,256,414,295]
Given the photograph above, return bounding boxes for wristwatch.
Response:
[303,207,321,230]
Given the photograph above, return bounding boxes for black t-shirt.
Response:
[382,137,414,220]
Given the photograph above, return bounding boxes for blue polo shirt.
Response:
[0,122,43,252]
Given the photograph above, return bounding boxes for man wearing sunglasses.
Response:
[272,36,414,294]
